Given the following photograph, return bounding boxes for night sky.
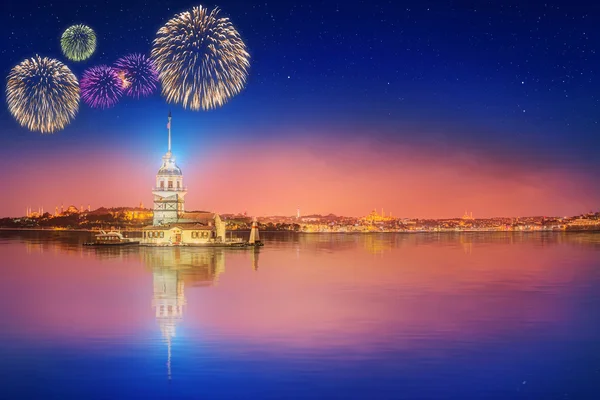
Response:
[1,0,599,218]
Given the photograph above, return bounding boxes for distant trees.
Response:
[0,210,151,230]
[38,214,80,228]
[0,218,20,228]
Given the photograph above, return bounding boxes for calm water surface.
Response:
[1,231,600,399]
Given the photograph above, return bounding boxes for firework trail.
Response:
[61,24,96,61]
[151,5,250,110]
[80,65,123,109]
[6,55,79,133]
[114,53,159,98]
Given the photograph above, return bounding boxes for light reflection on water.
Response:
[1,231,600,399]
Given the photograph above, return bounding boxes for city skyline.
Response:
[12,202,600,221]
[2,1,599,218]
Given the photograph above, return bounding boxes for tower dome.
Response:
[157,152,182,176]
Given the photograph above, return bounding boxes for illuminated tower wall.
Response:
[152,113,187,225]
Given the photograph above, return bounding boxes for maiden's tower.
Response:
[152,112,187,225]
[141,113,231,246]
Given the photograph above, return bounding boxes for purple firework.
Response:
[114,53,159,98]
[80,65,123,109]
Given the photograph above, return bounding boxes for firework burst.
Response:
[114,53,159,98]
[6,55,79,134]
[151,5,250,111]
[80,65,123,109]
[61,24,96,61]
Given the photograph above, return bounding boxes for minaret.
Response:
[152,112,187,226]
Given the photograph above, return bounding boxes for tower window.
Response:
[168,181,173,188]
[177,181,180,188]
[160,181,164,188]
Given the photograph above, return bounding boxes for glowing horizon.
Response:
[4,135,598,219]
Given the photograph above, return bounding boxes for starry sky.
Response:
[1,0,599,218]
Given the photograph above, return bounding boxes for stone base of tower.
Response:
[141,215,239,247]
[152,192,186,226]
[153,210,180,226]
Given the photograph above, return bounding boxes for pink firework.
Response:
[114,53,158,98]
[80,65,123,108]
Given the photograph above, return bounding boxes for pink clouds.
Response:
[190,138,598,217]
[5,136,598,218]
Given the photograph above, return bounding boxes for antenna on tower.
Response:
[167,111,172,153]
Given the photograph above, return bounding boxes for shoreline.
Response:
[0,227,93,232]
[1,227,599,234]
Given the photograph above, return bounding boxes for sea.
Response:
[1,230,599,399]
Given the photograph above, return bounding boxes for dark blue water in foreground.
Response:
[1,231,599,399]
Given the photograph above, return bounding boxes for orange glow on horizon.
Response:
[6,138,598,218]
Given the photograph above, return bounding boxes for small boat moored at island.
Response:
[84,230,140,246]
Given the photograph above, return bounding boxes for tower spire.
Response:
[167,111,172,153]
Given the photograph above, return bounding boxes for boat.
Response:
[84,230,140,246]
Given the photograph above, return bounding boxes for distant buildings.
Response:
[361,208,395,224]
[25,207,44,218]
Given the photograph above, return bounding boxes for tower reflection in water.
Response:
[142,247,259,380]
